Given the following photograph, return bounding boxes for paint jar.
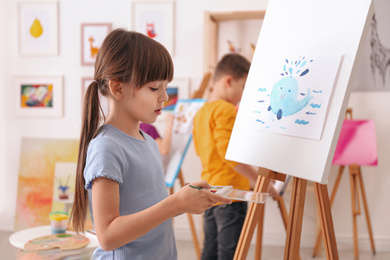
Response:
[49,211,68,234]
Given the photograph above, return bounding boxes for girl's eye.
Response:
[150,87,159,91]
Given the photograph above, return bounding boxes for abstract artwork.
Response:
[14,76,63,117]
[249,54,342,140]
[15,138,78,231]
[18,1,58,55]
[164,87,178,111]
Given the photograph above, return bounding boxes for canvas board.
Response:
[226,0,374,184]
[165,99,205,187]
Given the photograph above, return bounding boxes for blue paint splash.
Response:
[258,88,267,92]
[295,119,309,125]
[310,103,322,108]
[281,56,313,78]
[257,100,265,103]
[305,111,317,115]
[313,90,323,93]
[256,119,265,124]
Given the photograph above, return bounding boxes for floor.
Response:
[2,230,389,259]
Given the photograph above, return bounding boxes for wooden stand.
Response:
[168,171,201,259]
[312,108,376,259]
[234,168,339,260]
[312,165,376,259]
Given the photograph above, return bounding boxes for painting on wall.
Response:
[15,138,79,231]
[81,77,110,117]
[14,75,63,117]
[353,0,390,91]
[248,54,342,140]
[18,1,58,55]
[81,23,112,65]
[132,1,175,55]
[163,78,190,112]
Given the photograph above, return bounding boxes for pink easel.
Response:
[312,108,377,258]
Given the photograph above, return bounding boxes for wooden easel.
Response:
[168,171,201,258]
[234,167,339,260]
[312,108,376,258]
[166,73,212,259]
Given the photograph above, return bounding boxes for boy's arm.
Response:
[234,164,281,198]
[233,163,258,183]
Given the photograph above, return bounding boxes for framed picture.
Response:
[81,78,110,117]
[132,0,175,55]
[81,23,112,65]
[18,1,59,55]
[163,78,190,112]
[14,76,63,117]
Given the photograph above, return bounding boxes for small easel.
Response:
[234,167,339,260]
[312,108,376,258]
[167,73,212,259]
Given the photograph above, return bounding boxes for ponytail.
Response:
[70,80,102,233]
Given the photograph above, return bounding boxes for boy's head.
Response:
[212,53,251,105]
[213,53,251,82]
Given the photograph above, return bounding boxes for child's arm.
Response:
[234,163,281,198]
[91,178,231,251]
[233,163,259,183]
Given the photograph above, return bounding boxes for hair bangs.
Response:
[132,37,174,88]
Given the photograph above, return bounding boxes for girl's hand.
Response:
[171,180,232,215]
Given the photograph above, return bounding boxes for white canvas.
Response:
[248,54,342,140]
[226,0,373,184]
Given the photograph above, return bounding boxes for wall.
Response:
[1,0,389,252]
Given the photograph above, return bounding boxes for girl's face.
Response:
[122,80,169,124]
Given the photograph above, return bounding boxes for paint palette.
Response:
[24,233,89,251]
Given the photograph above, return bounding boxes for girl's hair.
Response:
[70,29,174,233]
[213,53,251,82]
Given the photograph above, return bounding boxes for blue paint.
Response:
[300,69,309,76]
[295,119,309,125]
[310,103,322,108]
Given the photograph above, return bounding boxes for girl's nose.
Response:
[161,90,169,103]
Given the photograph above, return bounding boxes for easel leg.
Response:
[234,170,277,260]
[284,177,307,260]
[255,206,265,260]
[314,183,339,260]
[176,171,201,259]
[277,196,302,260]
[313,166,344,257]
[276,196,289,230]
[357,167,376,255]
[349,166,360,258]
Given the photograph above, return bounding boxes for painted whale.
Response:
[268,76,313,120]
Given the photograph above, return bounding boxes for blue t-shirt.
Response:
[84,124,177,260]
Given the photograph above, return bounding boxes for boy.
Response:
[193,54,272,260]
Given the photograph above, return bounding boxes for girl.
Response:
[70,29,231,259]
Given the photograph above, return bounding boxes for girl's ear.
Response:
[108,79,124,100]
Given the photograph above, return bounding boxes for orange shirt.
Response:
[192,100,250,191]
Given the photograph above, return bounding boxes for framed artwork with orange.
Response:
[81,23,112,65]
